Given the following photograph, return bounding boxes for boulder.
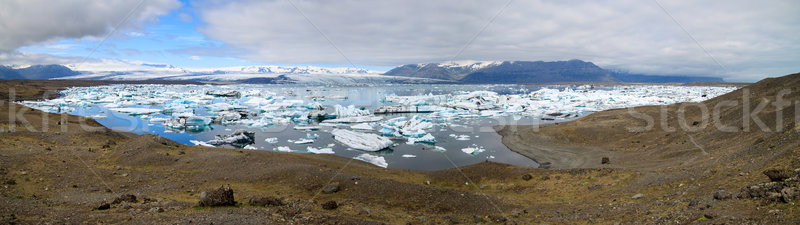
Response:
[198,186,236,207]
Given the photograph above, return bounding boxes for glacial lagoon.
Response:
[21,84,737,170]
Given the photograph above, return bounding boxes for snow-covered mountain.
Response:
[45,60,451,84]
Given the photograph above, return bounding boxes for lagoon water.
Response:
[22,84,737,171]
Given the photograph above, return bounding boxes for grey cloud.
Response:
[197,0,800,81]
[0,0,181,52]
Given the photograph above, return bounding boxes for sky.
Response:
[0,0,798,81]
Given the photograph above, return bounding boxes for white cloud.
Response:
[189,55,201,60]
[196,0,800,81]
[0,0,181,52]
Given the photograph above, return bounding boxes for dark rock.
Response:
[322,183,340,194]
[713,190,731,200]
[112,194,137,204]
[688,200,699,207]
[4,179,15,185]
[472,215,486,223]
[539,162,552,169]
[197,186,236,207]
[521,174,532,181]
[321,200,338,210]
[601,157,610,164]
[249,195,284,207]
[96,202,110,210]
[763,169,793,182]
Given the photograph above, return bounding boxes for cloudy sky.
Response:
[1,0,798,81]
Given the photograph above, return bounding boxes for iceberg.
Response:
[108,107,161,115]
[323,116,383,123]
[264,137,278,144]
[307,146,335,154]
[294,138,314,144]
[461,145,485,155]
[189,140,214,147]
[331,129,393,151]
[354,153,388,168]
[406,133,436,144]
[333,104,371,118]
[401,154,417,158]
[206,129,256,147]
[274,146,293,152]
[351,123,373,130]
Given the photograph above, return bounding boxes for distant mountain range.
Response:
[0,59,723,84]
[384,60,723,83]
[0,64,80,80]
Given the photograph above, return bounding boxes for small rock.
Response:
[688,200,699,207]
[321,200,338,210]
[781,187,798,202]
[601,157,610,164]
[521,174,532,181]
[763,169,793,182]
[632,193,644,200]
[96,203,110,210]
[479,184,489,189]
[121,173,129,177]
[322,183,340,194]
[249,195,283,207]
[713,190,731,200]
[148,207,164,213]
[424,180,431,185]
[197,186,236,207]
[112,194,137,204]
[4,179,15,185]
[488,215,507,223]
[121,204,132,209]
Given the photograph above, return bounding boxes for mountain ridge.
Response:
[384,59,724,83]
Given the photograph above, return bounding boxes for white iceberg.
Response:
[406,133,436,144]
[354,153,388,168]
[323,116,383,123]
[351,123,373,130]
[265,137,279,144]
[307,146,335,154]
[333,104,371,118]
[294,138,314,144]
[108,107,161,115]
[189,140,214,147]
[331,129,393,151]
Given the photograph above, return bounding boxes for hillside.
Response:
[385,59,724,84]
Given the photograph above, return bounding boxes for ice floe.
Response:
[331,129,393,151]
[354,153,388,168]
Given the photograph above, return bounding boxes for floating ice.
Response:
[354,153,388,168]
[243,145,257,150]
[294,126,320,130]
[307,146,335,154]
[461,145,485,155]
[206,129,256,147]
[401,154,417,158]
[433,146,447,152]
[331,129,393,151]
[189,140,214,147]
[351,123,373,130]
[274,146,293,152]
[323,116,383,123]
[406,133,436,144]
[294,138,314,144]
[108,107,161,115]
[333,104,371,118]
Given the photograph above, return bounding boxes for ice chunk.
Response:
[454,135,471,141]
[294,126,320,131]
[108,107,161,115]
[323,116,383,123]
[333,104,371,118]
[354,153,388,168]
[294,138,314,144]
[331,129,393,151]
[243,145,257,150]
[401,154,417,158]
[265,137,278,144]
[406,133,436,144]
[306,133,319,139]
[351,123,373,130]
[307,146,335,154]
[461,145,485,155]
[206,129,256,147]
[433,146,447,152]
[274,146,293,152]
[189,140,214,147]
